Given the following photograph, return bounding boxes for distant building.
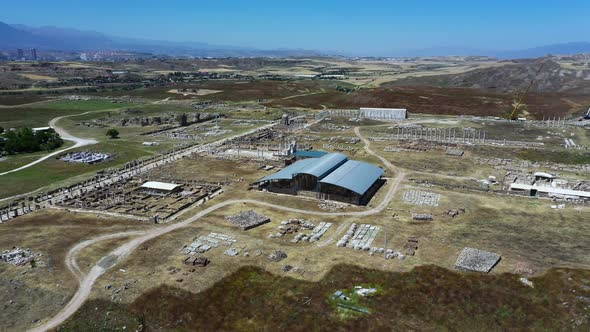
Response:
[359,107,407,120]
[17,49,24,59]
[30,48,37,60]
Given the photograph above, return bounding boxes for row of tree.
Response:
[0,127,64,155]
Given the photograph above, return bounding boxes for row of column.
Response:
[328,109,360,118]
[1,123,277,222]
[540,116,566,128]
[395,127,486,144]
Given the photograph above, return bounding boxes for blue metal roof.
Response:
[257,158,317,182]
[293,150,328,158]
[297,152,348,178]
[319,160,384,195]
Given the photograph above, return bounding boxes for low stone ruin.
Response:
[181,233,237,255]
[183,256,209,267]
[402,190,440,207]
[0,247,41,266]
[443,208,466,218]
[368,247,405,260]
[454,247,501,273]
[291,222,332,243]
[268,219,315,238]
[368,237,419,259]
[268,219,332,243]
[224,248,240,256]
[267,250,287,262]
[403,237,419,256]
[225,210,270,230]
[446,148,465,157]
[412,213,433,221]
[336,223,380,250]
[318,200,348,211]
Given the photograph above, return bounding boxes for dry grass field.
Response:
[1,55,589,331]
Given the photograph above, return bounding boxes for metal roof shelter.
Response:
[319,160,384,195]
[141,181,182,192]
[293,150,328,158]
[298,152,348,178]
[256,153,384,197]
[258,158,317,182]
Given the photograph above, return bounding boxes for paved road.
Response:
[0,112,98,176]
[29,125,405,332]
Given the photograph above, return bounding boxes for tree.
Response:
[177,113,188,126]
[0,127,63,155]
[106,129,120,139]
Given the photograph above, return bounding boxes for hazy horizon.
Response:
[2,0,590,56]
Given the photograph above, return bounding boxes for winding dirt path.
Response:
[0,112,98,176]
[29,126,405,332]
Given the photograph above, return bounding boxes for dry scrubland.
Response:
[0,211,147,331]
[0,56,589,331]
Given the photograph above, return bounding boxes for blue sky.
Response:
[2,0,589,55]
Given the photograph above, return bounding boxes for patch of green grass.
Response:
[0,100,137,128]
[0,140,159,199]
[0,141,75,173]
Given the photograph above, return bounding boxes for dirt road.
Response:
[0,112,98,176]
[29,126,405,332]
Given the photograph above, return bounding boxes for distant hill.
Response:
[0,21,321,57]
[387,59,590,94]
[2,21,590,59]
[389,43,590,59]
[494,42,590,59]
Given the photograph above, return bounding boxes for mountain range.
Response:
[0,21,321,57]
[1,21,590,59]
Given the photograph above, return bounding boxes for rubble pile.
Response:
[320,123,350,131]
[318,200,348,211]
[328,136,360,144]
[225,210,270,230]
[455,247,501,273]
[403,237,419,256]
[267,250,287,262]
[336,223,380,250]
[412,213,433,221]
[224,248,240,256]
[513,261,536,275]
[446,148,465,157]
[443,208,466,218]
[183,256,209,267]
[181,233,237,255]
[355,286,377,297]
[403,190,441,206]
[0,247,41,266]
[80,112,218,128]
[268,219,315,239]
[291,222,332,243]
[474,157,590,174]
[61,151,110,164]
